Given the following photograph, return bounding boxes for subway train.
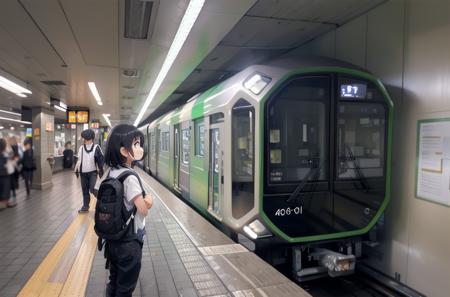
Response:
[140,57,393,280]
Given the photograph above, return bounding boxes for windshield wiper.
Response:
[286,159,322,203]
[345,145,369,192]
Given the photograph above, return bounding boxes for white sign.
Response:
[417,120,450,206]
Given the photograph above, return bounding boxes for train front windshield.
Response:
[263,73,389,238]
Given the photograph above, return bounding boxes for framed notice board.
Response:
[416,118,450,206]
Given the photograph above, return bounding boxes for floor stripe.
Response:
[17,197,98,297]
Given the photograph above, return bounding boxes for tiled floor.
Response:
[0,171,84,297]
[0,170,310,297]
[86,169,311,297]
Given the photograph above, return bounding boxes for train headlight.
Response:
[243,220,272,240]
[243,73,271,95]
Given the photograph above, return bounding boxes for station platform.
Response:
[0,170,311,297]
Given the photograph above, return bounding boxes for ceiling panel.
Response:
[222,16,334,48]
[247,0,385,24]
[60,0,119,68]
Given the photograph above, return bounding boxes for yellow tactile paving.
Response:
[17,197,98,297]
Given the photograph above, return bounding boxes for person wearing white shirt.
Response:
[74,129,104,213]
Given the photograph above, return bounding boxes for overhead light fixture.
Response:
[88,82,103,106]
[0,116,31,124]
[10,126,15,130]
[0,109,21,117]
[133,0,205,126]
[0,126,3,129]
[54,105,67,112]
[103,113,112,128]
[0,70,32,97]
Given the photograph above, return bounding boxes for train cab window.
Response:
[337,77,386,179]
[182,128,190,164]
[266,76,329,184]
[194,118,205,157]
[232,99,255,219]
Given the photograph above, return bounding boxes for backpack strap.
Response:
[116,169,146,197]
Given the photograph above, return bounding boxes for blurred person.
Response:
[0,138,12,209]
[21,137,36,196]
[63,141,74,169]
[74,129,104,213]
[7,136,20,207]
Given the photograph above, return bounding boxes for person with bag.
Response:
[94,124,153,297]
[21,137,36,196]
[0,138,13,210]
[74,129,104,213]
[63,141,74,169]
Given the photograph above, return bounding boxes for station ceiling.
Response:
[0,0,384,127]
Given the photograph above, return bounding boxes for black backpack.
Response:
[94,170,145,241]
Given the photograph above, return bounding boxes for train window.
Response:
[232,99,255,219]
[182,128,190,164]
[194,118,205,157]
[150,132,155,154]
[210,112,224,124]
[337,102,386,179]
[160,131,169,152]
[266,76,329,184]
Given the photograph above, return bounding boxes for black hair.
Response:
[23,137,32,146]
[81,129,95,140]
[0,138,6,153]
[105,124,144,168]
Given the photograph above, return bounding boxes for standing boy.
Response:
[21,137,36,196]
[74,129,104,213]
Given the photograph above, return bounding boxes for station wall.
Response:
[288,1,450,296]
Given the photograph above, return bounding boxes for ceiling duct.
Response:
[124,0,154,39]
[122,69,140,78]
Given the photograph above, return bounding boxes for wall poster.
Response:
[416,118,450,206]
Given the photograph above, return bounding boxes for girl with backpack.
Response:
[99,124,153,297]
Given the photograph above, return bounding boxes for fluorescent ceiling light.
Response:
[0,109,21,116]
[103,113,112,128]
[54,105,67,112]
[16,93,27,98]
[133,0,205,126]
[10,126,14,130]
[0,116,31,124]
[0,75,32,97]
[0,126,3,129]
[88,82,103,105]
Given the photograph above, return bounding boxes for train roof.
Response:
[146,56,374,128]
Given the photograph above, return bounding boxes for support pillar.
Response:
[31,107,54,190]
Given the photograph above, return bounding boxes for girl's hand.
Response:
[144,194,153,209]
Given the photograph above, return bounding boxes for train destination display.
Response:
[416,119,450,206]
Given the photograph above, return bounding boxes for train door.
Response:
[209,119,224,219]
[179,121,190,199]
[174,124,181,191]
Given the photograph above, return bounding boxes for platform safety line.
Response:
[17,215,88,297]
[140,178,201,247]
[17,197,98,297]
